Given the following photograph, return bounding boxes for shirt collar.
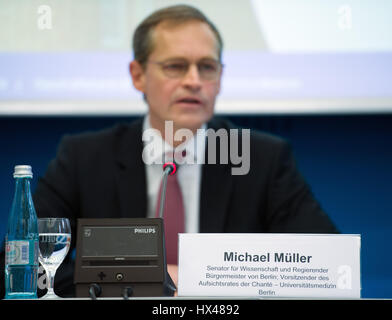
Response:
[142,114,206,165]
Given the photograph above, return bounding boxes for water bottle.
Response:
[4,165,39,299]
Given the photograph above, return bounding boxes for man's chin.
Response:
[173,116,208,132]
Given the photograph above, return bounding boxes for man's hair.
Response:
[133,4,223,66]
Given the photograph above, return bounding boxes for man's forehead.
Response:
[149,20,219,59]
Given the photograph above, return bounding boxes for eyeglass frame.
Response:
[146,58,224,81]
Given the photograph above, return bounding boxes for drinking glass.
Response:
[38,218,71,299]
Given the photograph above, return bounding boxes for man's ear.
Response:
[216,67,223,95]
[129,60,146,93]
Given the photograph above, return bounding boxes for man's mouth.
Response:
[176,97,202,105]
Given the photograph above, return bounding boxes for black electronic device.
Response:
[74,218,175,298]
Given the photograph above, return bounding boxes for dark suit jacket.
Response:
[0,116,338,297]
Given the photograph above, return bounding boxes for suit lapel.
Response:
[114,118,147,219]
[199,119,233,233]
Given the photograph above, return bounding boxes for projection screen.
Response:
[0,0,391,115]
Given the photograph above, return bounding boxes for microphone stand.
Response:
[157,161,177,295]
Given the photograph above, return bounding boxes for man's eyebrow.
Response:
[161,57,187,62]
[160,56,219,62]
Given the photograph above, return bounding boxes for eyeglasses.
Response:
[148,58,223,81]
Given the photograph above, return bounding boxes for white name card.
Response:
[178,233,361,298]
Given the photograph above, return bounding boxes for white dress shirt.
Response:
[142,115,206,233]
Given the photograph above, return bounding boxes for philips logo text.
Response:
[134,228,156,234]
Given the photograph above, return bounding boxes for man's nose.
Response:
[181,64,202,89]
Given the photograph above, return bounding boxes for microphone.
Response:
[156,161,178,295]
[157,161,177,219]
[74,163,178,298]
[163,161,177,175]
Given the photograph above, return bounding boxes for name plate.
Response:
[178,233,361,298]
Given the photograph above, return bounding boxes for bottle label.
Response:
[5,240,37,265]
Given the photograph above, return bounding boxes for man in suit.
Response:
[0,5,338,298]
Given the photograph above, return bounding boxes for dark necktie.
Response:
[155,164,185,265]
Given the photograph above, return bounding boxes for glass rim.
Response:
[38,217,70,220]
[38,217,71,227]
